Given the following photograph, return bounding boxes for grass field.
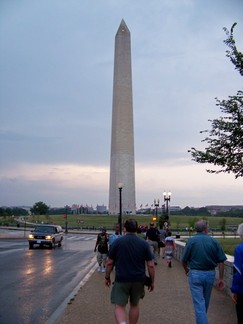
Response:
[216,238,241,255]
[23,214,242,231]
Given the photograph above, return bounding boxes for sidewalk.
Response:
[57,257,237,324]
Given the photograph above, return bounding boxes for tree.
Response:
[219,218,227,231]
[31,201,49,215]
[189,23,243,178]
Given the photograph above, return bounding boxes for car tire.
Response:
[29,243,33,249]
[49,240,55,249]
[58,238,63,247]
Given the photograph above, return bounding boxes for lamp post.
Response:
[65,205,68,234]
[118,183,123,235]
[154,199,160,223]
[163,191,171,222]
[24,216,26,238]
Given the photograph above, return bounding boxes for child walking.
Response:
[164,231,176,267]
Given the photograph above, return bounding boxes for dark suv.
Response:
[28,224,64,249]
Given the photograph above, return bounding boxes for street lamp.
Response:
[163,191,171,221]
[154,199,160,223]
[65,205,68,234]
[118,183,123,235]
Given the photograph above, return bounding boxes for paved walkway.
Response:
[56,257,237,324]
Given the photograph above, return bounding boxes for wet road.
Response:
[0,233,97,324]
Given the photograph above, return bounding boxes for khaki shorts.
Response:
[111,281,145,305]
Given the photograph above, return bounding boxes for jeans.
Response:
[236,293,243,324]
[188,270,215,324]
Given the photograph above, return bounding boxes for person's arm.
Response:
[105,257,114,287]
[173,239,176,250]
[231,293,237,303]
[94,235,99,252]
[182,261,189,276]
[146,260,155,292]
[217,262,225,290]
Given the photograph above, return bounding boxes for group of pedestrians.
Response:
[145,222,176,267]
[94,219,243,324]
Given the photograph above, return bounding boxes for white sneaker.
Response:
[97,266,102,272]
[101,267,105,273]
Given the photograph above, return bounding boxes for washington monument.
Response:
[109,20,136,215]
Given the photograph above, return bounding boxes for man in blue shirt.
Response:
[182,220,227,324]
[231,223,243,324]
[105,219,155,324]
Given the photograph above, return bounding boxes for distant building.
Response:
[96,204,107,214]
[206,205,243,215]
[170,206,182,212]
[136,205,181,214]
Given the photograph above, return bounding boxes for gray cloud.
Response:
[0,0,243,207]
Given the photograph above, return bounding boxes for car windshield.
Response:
[34,226,55,234]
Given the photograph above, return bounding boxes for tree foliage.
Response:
[189,23,243,178]
[31,201,49,215]
[0,207,28,217]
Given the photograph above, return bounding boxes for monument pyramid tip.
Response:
[117,19,130,34]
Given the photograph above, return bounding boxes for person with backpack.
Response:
[94,227,109,272]
[105,219,155,324]
[158,225,167,259]
[146,223,160,265]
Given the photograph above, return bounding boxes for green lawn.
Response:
[32,214,242,233]
[215,238,242,256]
[2,214,242,231]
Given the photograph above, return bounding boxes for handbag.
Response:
[144,276,152,287]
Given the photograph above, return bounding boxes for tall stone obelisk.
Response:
[109,19,136,215]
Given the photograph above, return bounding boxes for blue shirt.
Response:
[231,242,243,294]
[108,233,153,282]
[182,232,227,270]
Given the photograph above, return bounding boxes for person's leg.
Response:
[203,270,215,312]
[153,241,159,263]
[115,304,127,324]
[101,253,107,272]
[128,281,144,324]
[165,246,172,266]
[129,303,139,324]
[161,246,165,258]
[111,282,129,324]
[97,251,102,271]
[236,293,243,324]
[147,240,154,258]
[189,270,208,324]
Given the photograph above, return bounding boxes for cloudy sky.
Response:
[0,0,242,209]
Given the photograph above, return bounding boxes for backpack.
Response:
[98,234,108,253]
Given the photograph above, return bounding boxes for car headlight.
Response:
[29,234,34,239]
[45,235,52,240]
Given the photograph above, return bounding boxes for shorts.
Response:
[96,251,107,266]
[111,281,145,305]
